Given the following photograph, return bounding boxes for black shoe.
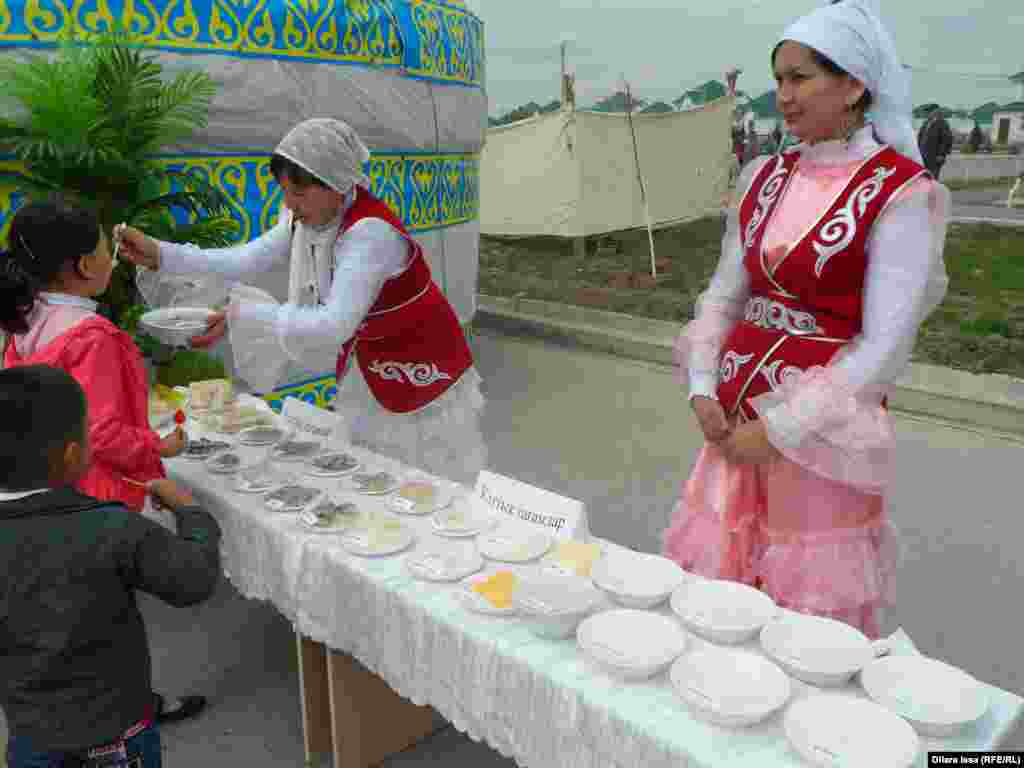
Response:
[154,693,207,724]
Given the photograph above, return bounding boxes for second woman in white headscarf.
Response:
[117,118,487,484]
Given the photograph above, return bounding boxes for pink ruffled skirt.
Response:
[662,442,896,639]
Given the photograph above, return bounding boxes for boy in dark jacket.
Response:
[0,365,222,767]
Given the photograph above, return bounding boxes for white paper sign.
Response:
[474,470,587,542]
[280,397,346,442]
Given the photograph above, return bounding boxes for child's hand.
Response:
[147,479,196,510]
[159,426,187,458]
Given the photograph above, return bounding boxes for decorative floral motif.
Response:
[720,351,755,384]
[744,296,820,336]
[368,360,452,386]
[759,359,803,392]
[0,150,479,241]
[263,374,338,409]
[0,0,483,86]
[812,166,897,277]
[744,155,789,249]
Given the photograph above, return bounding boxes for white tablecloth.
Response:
[166,411,1024,768]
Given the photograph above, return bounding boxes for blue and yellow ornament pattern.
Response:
[0,150,479,244]
[0,0,483,87]
[262,373,337,411]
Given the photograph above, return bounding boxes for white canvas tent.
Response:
[481,96,735,238]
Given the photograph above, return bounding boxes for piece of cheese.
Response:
[547,541,602,577]
[471,571,517,609]
[189,379,233,410]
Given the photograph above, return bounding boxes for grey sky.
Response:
[463,1,1024,116]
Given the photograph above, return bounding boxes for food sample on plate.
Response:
[188,379,233,411]
[273,439,322,459]
[309,452,360,473]
[265,485,320,511]
[201,404,274,433]
[206,452,242,472]
[238,426,286,445]
[305,499,360,529]
[471,571,518,609]
[352,471,397,494]
[183,437,231,459]
[543,541,603,578]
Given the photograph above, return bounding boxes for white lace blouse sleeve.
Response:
[679,157,766,400]
[830,180,950,395]
[157,214,293,279]
[234,218,409,372]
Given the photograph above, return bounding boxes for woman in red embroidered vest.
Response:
[118,119,486,483]
[662,0,950,638]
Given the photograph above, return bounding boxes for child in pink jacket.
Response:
[1,199,185,510]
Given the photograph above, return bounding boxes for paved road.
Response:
[3,330,1023,765]
[951,185,1024,222]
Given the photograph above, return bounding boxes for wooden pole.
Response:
[624,80,657,279]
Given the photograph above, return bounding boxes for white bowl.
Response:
[512,573,606,640]
[670,579,777,645]
[590,551,688,609]
[860,655,990,737]
[784,694,919,768]
[760,612,875,687]
[139,306,214,348]
[577,609,688,681]
[670,648,791,728]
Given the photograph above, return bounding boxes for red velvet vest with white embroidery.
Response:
[330,187,472,414]
[716,146,926,420]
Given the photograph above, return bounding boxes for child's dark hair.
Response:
[0,365,87,490]
[269,153,329,189]
[0,198,101,335]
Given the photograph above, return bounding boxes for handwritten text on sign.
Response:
[475,470,587,541]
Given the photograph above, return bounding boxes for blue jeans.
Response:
[6,721,161,768]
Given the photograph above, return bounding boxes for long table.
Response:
[167,423,1024,768]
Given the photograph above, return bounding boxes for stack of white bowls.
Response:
[671,579,778,644]
[577,610,688,681]
[511,573,606,640]
[860,655,990,737]
[671,647,791,727]
[760,612,876,687]
[590,550,687,609]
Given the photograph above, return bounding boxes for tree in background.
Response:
[0,30,237,329]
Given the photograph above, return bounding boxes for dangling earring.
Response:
[840,104,863,145]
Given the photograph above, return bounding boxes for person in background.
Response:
[917,104,954,180]
[663,0,949,638]
[0,199,207,725]
[968,122,984,153]
[0,365,221,768]
[745,121,761,163]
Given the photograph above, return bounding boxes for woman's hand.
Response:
[114,224,160,270]
[159,426,187,458]
[190,310,227,348]
[719,420,781,465]
[691,395,732,443]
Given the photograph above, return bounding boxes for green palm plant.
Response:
[0,30,238,325]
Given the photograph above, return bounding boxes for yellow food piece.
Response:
[471,571,517,609]
[548,541,602,577]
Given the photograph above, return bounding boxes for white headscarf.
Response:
[274,118,371,194]
[779,0,923,164]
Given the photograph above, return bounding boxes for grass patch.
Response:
[481,218,1024,377]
